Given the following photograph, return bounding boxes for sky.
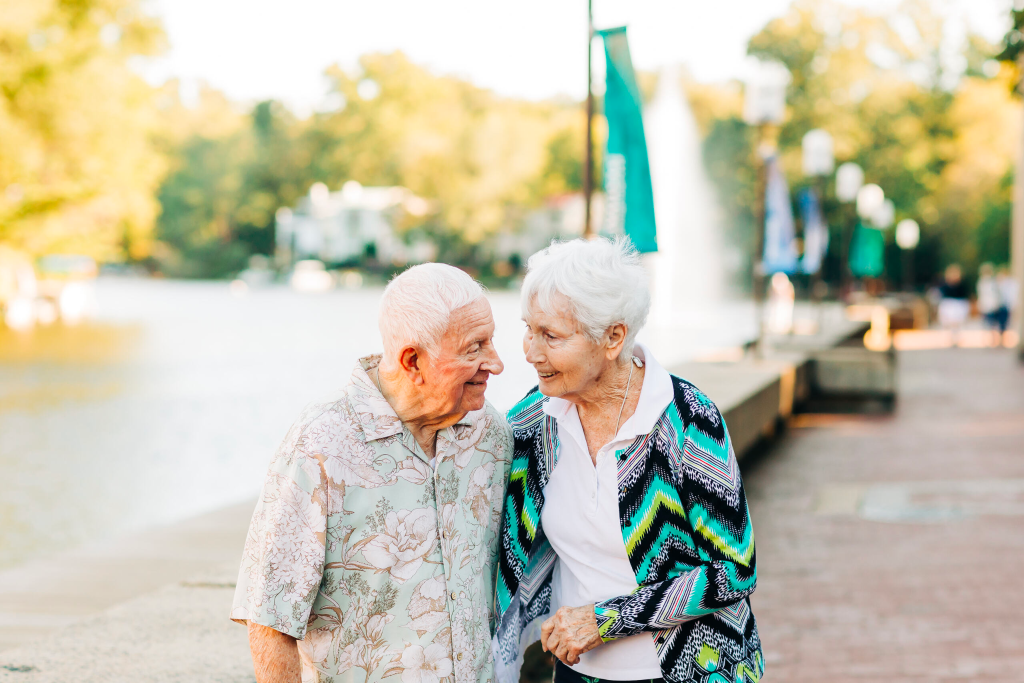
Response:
[140,0,1013,113]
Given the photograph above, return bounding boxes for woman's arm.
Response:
[594,416,757,640]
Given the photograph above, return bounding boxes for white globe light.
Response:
[856,184,884,220]
[742,58,791,125]
[895,219,920,249]
[836,162,864,202]
[872,199,895,229]
[357,78,381,100]
[802,129,835,176]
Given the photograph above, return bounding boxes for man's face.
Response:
[418,298,503,420]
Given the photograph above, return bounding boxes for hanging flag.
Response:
[598,27,657,253]
[762,155,798,273]
[849,223,885,277]
[798,187,828,274]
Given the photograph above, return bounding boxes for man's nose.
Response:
[482,345,504,376]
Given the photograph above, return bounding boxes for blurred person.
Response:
[997,266,1018,341]
[977,263,1008,344]
[937,264,970,332]
[766,271,795,334]
[231,263,511,683]
[494,239,762,683]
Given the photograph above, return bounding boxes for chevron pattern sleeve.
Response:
[593,379,757,641]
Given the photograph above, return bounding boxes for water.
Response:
[0,277,762,571]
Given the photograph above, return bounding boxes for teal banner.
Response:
[849,223,885,278]
[598,27,657,253]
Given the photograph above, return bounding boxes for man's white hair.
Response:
[521,237,650,356]
[379,263,485,359]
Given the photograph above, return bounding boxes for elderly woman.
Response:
[493,239,763,683]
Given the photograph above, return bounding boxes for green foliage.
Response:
[0,0,166,261]
[154,52,586,276]
[700,0,1018,289]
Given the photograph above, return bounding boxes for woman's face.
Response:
[522,294,620,401]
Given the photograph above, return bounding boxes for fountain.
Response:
[638,67,749,363]
[644,66,726,324]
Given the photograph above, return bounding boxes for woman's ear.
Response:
[605,323,627,360]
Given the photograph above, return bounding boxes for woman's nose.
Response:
[524,335,542,365]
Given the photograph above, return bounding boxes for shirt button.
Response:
[450,591,457,600]
[457,653,463,661]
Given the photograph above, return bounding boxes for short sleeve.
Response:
[230,437,328,639]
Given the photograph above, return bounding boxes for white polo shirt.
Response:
[539,343,675,680]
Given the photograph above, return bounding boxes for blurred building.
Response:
[275,181,435,267]
[492,192,604,265]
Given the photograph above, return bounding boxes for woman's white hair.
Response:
[521,237,650,356]
[379,263,485,359]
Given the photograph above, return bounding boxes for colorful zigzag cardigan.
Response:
[493,377,763,683]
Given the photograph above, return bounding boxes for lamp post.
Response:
[743,57,790,353]
[856,184,885,223]
[872,198,894,230]
[802,129,834,311]
[895,218,920,291]
[835,162,863,294]
[583,0,595,238]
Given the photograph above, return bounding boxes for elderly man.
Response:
[231,263,511,683]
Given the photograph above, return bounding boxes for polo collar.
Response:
[541,343,674,441]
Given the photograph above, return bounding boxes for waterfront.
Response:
[0,277,772,571]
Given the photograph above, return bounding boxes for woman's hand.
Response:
[540,605,603,666]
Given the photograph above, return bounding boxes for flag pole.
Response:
[583,0,595,238]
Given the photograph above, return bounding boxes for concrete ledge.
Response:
[671,355,809,460]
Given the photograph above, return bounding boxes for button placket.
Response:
[432,457,462,681]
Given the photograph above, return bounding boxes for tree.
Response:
[0,0,166,261]
[153,52,589,275]
[700,0,1019,289]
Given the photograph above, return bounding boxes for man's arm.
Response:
[248,622,302,683]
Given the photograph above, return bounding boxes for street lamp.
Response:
[836,162,864,203]
[896,218,920,291]
[801,129,834,312]
[802,129,835,176]
[835,163,863,293]
[743,57,790,354]
[856,184,884,220]
[742,58,791,126]
[872,199,895,229]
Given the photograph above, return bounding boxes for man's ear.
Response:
[398,346,426,385]
[605,323,627,361]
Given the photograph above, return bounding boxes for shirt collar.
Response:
[541,342,674,441]
[350,354,474,442]
[350,354,405,441]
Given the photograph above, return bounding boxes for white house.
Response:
[491,192,605,264]
[275,181,434,266]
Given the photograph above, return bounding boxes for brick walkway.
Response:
[744,348,1024,682]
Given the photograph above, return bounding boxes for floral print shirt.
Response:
[231,355,513,683]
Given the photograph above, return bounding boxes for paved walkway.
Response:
[745,348,1024,682]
